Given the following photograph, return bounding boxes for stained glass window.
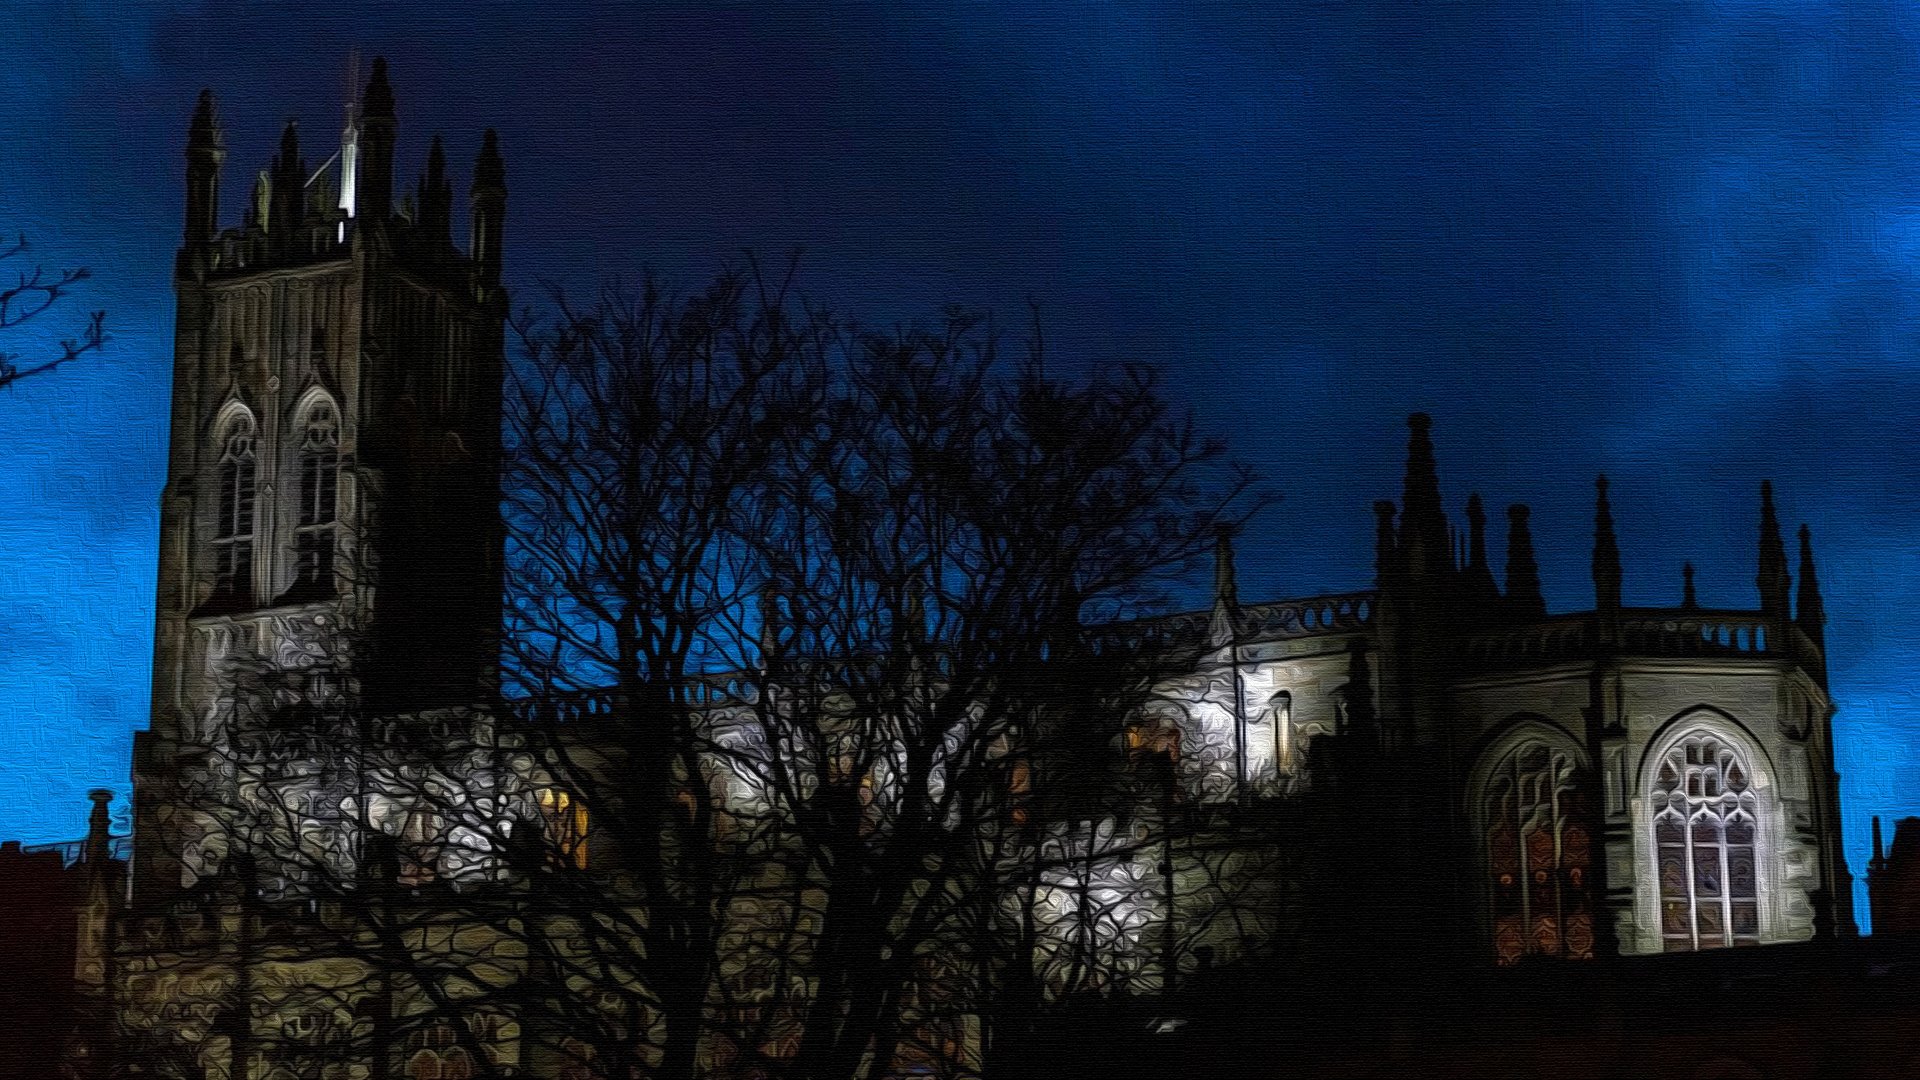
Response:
[213,413,257,606]
[1651,733,1761,950]
[1483,740,1594,965]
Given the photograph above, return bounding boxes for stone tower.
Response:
[132,60,507,901]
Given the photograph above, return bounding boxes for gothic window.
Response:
[212,412,257,608]
[291,399,340,597]
[1484,740,1594,965]
[1651,732,1762,950]
[1270,690,1295,775]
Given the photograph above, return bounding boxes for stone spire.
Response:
[1796,525,1826,641]
[1399,414,1449,579]
[416,134,453,245]
[1504,504,1544,618]
[183,90,225,248]
[1592,475,1622,611]
[1464,493,1499,603]
[1797,524,1828,687]
[1682,562,1698,609]
[1757,481,1792,621]
[1372,500,1397,587]
[1209,526,1239,648]
[357,57,397,220]
[268,119,305,244]
[470,128,506,283]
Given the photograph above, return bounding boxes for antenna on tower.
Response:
[338,48,361,217]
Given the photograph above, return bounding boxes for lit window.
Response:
[537,788,589,870]
[1652,733,1761,951]
[1271,690,1295,775]
[212,412,257,607]
[1484,741,1594,964]
[291,399,340,597]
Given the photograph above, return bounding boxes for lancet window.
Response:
[212,412,258,607]
[1652,732,1761,950]
[1484,740,1595,964]
[292,399,340,595]
[1271,690,1295,775]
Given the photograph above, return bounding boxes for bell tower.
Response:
[133,60,507,901]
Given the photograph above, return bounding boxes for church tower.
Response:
[133,61,507,901]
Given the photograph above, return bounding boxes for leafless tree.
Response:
[116,265,1265,1080]
[0,233,106,392]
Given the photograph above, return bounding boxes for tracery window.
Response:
[1484,740,1594,965]
[1652,732,1761,950]
[292,399,340,596]
[212,412,258,607]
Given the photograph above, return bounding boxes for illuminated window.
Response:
[1652,733,1761,951]
[1484,741,1594,965]
[1270,690,1295,775]
[1126,723,1180,770]
[212,412,257,607]
[291,399,340,596]
[1008,759,1033,827]
[537,788,589,870]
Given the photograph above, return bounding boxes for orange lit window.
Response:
[537,788,589,870]
[1009,760,1033,826]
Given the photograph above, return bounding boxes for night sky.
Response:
[2,2,1916,924]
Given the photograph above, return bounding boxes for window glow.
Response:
[1652,733,1761,950]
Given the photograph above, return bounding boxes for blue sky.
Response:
[2,1,1917,924]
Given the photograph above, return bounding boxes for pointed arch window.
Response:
[291,399,340,597]
[1484,741,1594,965]
[1652,732,1761,950]
[212,413,258,608]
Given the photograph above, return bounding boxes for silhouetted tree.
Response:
[0,233,105,392]
[118,265,1261,1080]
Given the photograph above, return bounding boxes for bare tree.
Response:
[114,266,1263,1080]
[0,234,106,392]
[502,263,834,1080]
[726,312,1261,1080]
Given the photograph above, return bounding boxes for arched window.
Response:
[1652,732,1761,950]
[1483,740,1594,964]
[212,412,257,608]
[1270,691,1295,775]
[291,399,340,597]
[405,1025,473,1080]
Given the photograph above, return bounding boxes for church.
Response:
[84,62,1889,1080]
